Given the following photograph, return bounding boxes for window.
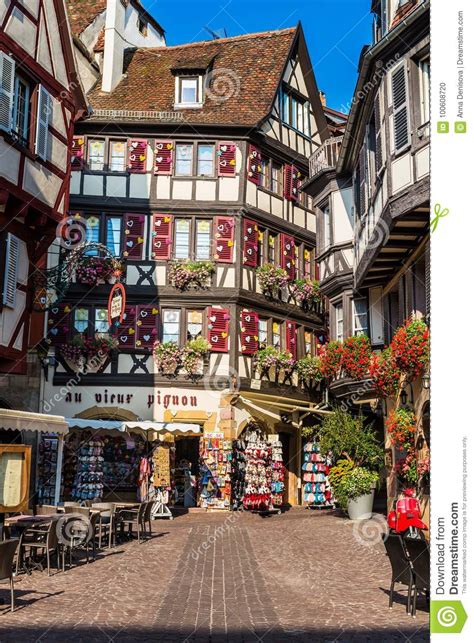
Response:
[353,299,369,336]
[175,143,193,176]
[138,16,148,35]
[178,77,200,105]
[304,247,312,278]
[12,76,30,145]
[85,216,100,250]
[271,162,283,194]
[298,176,308,207]
[272,322,282,349]
[197,144,214,176]
[257,227,264,266]
[322,204,331,250]
[268,233,277,264]
[95,308,109,334]
[196,220,211,260]
[187,310,203,340]
[162,309,181,343]
[175,219,191,259]
[304,331,312,355]
[88,139,105,171]
[74,308,89,334]
[280,87,311,136]
[419,58,430,124]
[335,303,344,342]
[260,157,270,189]
[106,217,121,256]
[258,319,268,346]
[109,140,126,172]
[294,243,301,278]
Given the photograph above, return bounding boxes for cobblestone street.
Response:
[0,510,429,642]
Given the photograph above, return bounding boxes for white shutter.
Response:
[0,52,15,133]
[391,64,410,153]
[2,233,20,308]
[35,85,51,160]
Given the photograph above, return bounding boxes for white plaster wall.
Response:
[23,159,61,206]
[5,7,36,57]
[218,177,239,201]
[124,4,165,48]
[106,175,127,197]
[195,181,216,201]
[331,187,353,242]
[216,266,235,288]
[43,0,69,87]
[37,14,53,74]
[0,0,10,24]
[83,174,104,196]
[156,176,171,200]
[391,153,413,194]
[153,265,167,286]
[172,181,192,200]
[416,146,430,180]
[1,290,26,347]
[70,172,81,194]
[129,173,151,199]
[0,139,20,184]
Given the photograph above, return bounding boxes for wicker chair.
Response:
[16,521,60,576]
[117,503,148,543]
[0,539,20,612]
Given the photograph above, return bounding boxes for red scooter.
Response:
[387,488,427,539]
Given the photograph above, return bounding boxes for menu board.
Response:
[0,445,31,512]
[153,443,171,487]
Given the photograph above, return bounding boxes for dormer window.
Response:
[179,77,200,104]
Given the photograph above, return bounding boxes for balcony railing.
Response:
[309,136,343,178]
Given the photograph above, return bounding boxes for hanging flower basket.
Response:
[254,346,295,380]
[368,348,402,398]
[292,278,320,310]
[386,408,417,452]
[295,355,323,387]
[59,334,118,373]
[75,256,119,286]
[319,341,343,380]
[390,319,429,380]
[168,260,215,291]
[182,337,211,378]
[341,335,371,380]
[256,264,290,298]
[153,341,183,377]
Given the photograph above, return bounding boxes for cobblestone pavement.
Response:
[0,509,429,642]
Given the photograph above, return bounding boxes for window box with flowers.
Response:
[386,408,425,491]
[341,334,372,380]
[168,260,215,291]
[291,278,321,311]
[391,319,429,380]
[256,264,290,299]
[368,348,402,399]
[319,340,343,381]
[254,346,295,382]
[182,337,211,379]
[153,341,183,377]
[75,256,122,287]
[59,334,118,373]
[295,355,323,389]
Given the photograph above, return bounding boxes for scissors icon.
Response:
[430,203,449,233]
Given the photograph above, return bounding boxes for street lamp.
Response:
[422,373,430,390]
[400,389,408,406]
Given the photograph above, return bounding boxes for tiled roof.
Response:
[66,0,106,35]
[87,28,297,126]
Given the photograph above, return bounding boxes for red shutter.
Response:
[154,140,174,175]
[47,303,71,345]
[151,214,173,260]
[247,144,262,184]
[286,321,297,359]
[123,213,145,260]
[280,234,295,279]
[135,305,159,350]
[118,305,137,349]
[207,307,230,353]
[71,136,86,170]
[242,218,258,268]
[213,216,234,263]
[315,261,320,281]
[217,141,236,177]
[128,138,148,173]
[284,164,299,201]
[240,310,259,355]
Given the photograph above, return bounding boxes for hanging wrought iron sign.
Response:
[108,282,126,328]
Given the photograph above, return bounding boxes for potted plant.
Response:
[319,408,383,519]
[341,335,371,380]
[59,334,118,373]
[368,348,402,399]
[153,341,183,376]
[390,318,429,380]
[75,256,118,286]
[295,355,323,388]
[319,341,343,380]
[182,336,211,378]
[168,260,215,291]
[256,264,289,298]
[292,278,320,311]
[254,346,295,381]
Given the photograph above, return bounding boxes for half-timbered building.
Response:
[0,0,86,423]
[42,6,330,505]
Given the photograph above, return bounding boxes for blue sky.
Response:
[141,0,373,112]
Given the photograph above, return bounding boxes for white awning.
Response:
[66,418,201,436]
[0,409,68,435]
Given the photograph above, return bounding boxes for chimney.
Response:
[102,0,126,93]
[319,91,326,107]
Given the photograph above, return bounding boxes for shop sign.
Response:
[108,283,126,327]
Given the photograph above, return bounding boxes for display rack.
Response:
[242,428,277,513]
[231,438,246,510]
[302,440,334,510]
[37,435,59,505]
[199,433,232,510]
[270,439,285,508]
[72,438,104,501]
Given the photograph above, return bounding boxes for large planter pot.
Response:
[347,489,375,520]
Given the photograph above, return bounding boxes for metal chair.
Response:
[383,533,415,614]
[0,539,19,612]
[16,520,59,576]
[91,503,115,548]
[117,503,147,543]
[143,500,155,540]
[404,538,430,617]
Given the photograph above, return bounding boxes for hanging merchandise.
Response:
[37,435,60,505]
[138,456,152,501]
[231,438,247,509]
[153,443,171,487]
[242,427,272,512]
[302,441,334,509]
[270,440,285,507]
[71,438,104,501]
[199,433,232,509]
[102,435,146,493]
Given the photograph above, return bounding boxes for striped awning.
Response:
[66,418,201,436]
[0,409,68,434]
